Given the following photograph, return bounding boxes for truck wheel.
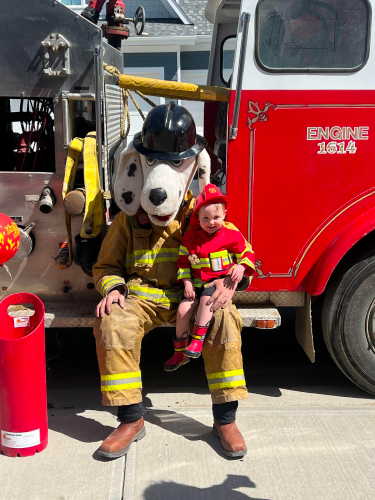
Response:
[322,255,375,394]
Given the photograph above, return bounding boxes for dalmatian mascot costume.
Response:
[93,102,248,459]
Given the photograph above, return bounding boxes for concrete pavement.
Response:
[1,386,375,500]
[1,319,375,499]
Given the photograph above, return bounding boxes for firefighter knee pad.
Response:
[93,302,146,351]
[205,304,242,347]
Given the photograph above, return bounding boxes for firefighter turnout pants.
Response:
[93,295,248,406]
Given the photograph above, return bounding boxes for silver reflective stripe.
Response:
[128,287,183,301]
[134,252,178,260]
[101,376,141,386]
[208,374,245,385]
[126,252,179,266]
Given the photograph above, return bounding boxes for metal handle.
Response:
[229,12,250,140]
[62,93,95,149]
[62,93,70,150]
[94,45,103,189]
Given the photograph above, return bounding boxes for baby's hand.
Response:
[184,279,195,300]
[230,264,245,283]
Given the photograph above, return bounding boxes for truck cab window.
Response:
[256,0,370,72]
[221,35,237,85]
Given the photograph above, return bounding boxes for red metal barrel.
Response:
[0,293,48,457]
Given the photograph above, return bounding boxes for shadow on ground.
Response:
[45,304,373,447]
[142,474,270,500]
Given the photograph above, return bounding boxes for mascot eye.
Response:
[170,160,183,167]
[146,157,156,166]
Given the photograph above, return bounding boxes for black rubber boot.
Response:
[81,6,100,24]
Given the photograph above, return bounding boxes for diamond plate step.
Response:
[8,302,281,329]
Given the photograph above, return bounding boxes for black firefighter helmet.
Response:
[133,101,207,161]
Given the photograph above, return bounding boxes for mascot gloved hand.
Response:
[114,101,211,225]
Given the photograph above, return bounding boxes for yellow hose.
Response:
[118,74,230,103]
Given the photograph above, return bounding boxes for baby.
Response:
[164,184,255,371]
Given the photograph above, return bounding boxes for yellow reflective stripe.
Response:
[238,257,255,270]
[101,382,142,391]
[210,250,228,258]
[126,248,179,267]
[193,277,203,287]
[235,242,253,258]
[132,256,178,265]
[101,277,124,287]
[101,371,142,392]
[177,268,191,280]
[191,258,210,269]
[207,369,244,380]
[101,277,125,296]
[179,246,189,256]
[175,347,185,352]
[133,248,178,255]
[128,285,183,304]
[207,368,246,390]
[101,371,141,381]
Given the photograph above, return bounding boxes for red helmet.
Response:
[0,214,20,265]
[190,184,230,230]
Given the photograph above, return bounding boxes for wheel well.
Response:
[321,227,375,301]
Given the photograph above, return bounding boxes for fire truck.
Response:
[1,0,375,395]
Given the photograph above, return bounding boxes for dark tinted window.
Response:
[221,36,237,85]
[256,0,370,72]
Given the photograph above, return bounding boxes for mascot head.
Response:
[114,102,211,226]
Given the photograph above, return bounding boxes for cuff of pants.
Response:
[117,403,145,423]
[101,388,143,406]
[212,401,238,424]
[210,386,248,404]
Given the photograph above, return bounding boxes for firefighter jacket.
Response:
[93,191,195,309]
[176,222,255,288]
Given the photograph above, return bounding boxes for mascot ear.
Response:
[114,141,143,216]
[196,149,211,193]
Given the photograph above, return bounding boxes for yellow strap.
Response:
[81,132,103,238]
[62,137,84,199]
[60,138,84,268]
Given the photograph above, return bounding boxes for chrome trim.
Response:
[229,11,250,140]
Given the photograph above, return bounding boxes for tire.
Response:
[322,254,375,394]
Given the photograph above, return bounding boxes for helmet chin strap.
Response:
[179,159,199,211]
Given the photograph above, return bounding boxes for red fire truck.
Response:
[1,0,375,396]
[205,0,375,394]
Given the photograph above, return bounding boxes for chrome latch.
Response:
[41,33,70,77]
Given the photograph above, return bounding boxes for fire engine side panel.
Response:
[0,0,102,98]
[0,2,124,303]
[0,173,100,302]
[227,0,375,294]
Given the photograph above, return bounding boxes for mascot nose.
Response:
[149,188,167,206]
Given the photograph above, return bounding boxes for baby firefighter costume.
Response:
[166,184,256,362]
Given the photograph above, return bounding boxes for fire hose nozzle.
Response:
[39,187,56,214]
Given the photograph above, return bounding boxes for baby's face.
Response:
[198,203,226,234]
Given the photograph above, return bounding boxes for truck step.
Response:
[8,302,281,329]
[236,305,281,328]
